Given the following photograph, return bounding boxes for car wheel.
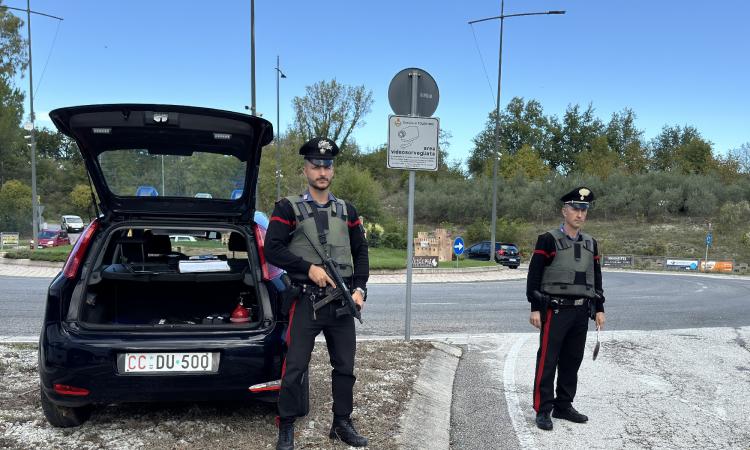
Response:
[510,265,519,269]
[40,386,92,427]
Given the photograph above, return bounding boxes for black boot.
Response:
[552,405,588,423]
[329,417,368,447]
[535,411,553,430]
[276,419,294,450]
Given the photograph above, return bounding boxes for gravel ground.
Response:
[0,340,432,450]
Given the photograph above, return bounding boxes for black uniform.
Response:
[526,229,605,414]
[264,193,369,421]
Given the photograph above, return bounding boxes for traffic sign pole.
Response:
[404,71,420,341]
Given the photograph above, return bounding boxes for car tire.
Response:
[40,386,92,427]
[510,265,519,269]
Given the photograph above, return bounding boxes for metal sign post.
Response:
[387,68,439,341]
[453,236,465,269]
[704,222,712,271]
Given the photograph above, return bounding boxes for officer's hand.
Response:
[595,312,605,330]
[529,311,542,329]
[352,290,365,311]
[308,265,334,288]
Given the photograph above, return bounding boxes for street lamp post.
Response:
[3,2,63,249]
[469,2,565,261]
[275,55,286,200]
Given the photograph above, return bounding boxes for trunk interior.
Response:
[73,223,271,331]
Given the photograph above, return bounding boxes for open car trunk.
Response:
[70,223,273,331]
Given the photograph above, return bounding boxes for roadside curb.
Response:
[396,341,462,450]
[0,257,64,269]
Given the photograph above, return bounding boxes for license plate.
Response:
[508,258,518,262]
[121,352,218,373]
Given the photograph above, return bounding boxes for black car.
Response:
[38,104,287,427]
[466,241,521,268]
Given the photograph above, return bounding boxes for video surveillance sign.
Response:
[387,115,439,171]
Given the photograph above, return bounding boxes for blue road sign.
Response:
[706,232,713,247]
[453,237,465,255]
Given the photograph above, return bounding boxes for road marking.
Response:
[502,334,537,450]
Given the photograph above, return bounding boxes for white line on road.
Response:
[502,333,537,450]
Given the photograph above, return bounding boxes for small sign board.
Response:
[413,255,438,268]
[665,259,699,271]
[700,260,733,273]
[0,232,19,250]
[602,255,633,267]
[388,115,439,171]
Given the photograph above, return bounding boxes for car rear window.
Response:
[98,149,245,200]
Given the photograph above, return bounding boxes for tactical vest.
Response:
[286,195,353,278]
[541,228,596,298]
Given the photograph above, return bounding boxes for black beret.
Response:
[299,137,339,165]
[560,186,594,209]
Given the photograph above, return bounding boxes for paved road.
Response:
[2,271,750,338]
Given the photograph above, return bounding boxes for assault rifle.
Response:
[292,227,362,324]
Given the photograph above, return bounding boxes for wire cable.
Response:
[469,23,497,109]
[34,18,62,98]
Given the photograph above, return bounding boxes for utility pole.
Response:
[4,2,63,249]
[469,3,564,262]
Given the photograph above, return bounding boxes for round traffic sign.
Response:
[453,237,465,255]
[388,67,439,117]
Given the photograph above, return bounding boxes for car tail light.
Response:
[63,219,100,279]
[248,379,281,393]
[498,249,506,255]
[53,383,90,396]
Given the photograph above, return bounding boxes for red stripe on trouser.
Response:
[533,309,554,412]
[280,300,297,379]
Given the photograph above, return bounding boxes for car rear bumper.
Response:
[39,323,284,407]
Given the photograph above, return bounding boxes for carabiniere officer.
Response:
[526,186,606,431]
[264,137,369,450]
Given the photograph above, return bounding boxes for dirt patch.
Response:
[0,340,432,449]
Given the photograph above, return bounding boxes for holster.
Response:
[532,290,551,323]
[280,274,301,316]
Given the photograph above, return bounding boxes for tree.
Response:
[329,163,383,222]
[649,125,701,172]
[728,142,750,174]
[292,79,373,152]
[559,103,604,173]
[0,4,27,81]
[467,97,554,177]
[500,144,550,180]
[0,179,32,233]
[574,135,619,179]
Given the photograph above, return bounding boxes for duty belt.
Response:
[550,297,589,307]
[297,284,344,320]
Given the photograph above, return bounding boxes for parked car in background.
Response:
[61,215,85,233]
[230,189,243,200]
[169,234,197,243]
[466,241,521,268]
[135,185,159,196]
[31,229,70,249]
[39,104,283,428]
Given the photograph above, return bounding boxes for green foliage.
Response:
[0,180,32,233]
[464,217,523,245]
[292,79,373,152]
[330,163,383,222]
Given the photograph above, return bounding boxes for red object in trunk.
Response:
[230,303,250,323]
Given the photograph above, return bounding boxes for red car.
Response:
[31,229,71,249]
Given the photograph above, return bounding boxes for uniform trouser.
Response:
[533,304,589,413]
[278,296,356,421]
